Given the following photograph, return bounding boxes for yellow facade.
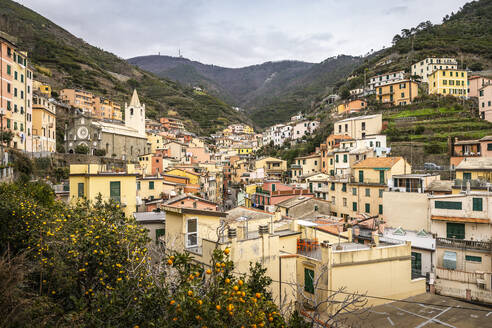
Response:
[235,147,253,155]
[33,81,51,97]
[147,133,165,153]
[32,93,56,153]
[376,80,418,105]
[243,125,254,134]
[428,69,468,98]
[138,153,153,175]
[137,177,164,201]
[166,168,200,184]
[297,240,425,312]
[69,164,138,217]
[10,49,33,151]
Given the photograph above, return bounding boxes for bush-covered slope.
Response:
[0,0,248,135]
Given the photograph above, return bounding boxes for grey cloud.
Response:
[16,0,469,67]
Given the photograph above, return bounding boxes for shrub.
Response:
[93,149,106,156]
[74,144,89,154]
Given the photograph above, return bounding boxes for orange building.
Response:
[337,99,367,114]
[160,117,185,130]
[376,80,418,106]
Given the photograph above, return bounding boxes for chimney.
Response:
[347,228,353,243]
[371,231,379,247]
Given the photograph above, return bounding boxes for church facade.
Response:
[65,90,149,161]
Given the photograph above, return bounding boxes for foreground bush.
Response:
[0,182,293,327]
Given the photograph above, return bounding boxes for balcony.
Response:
[437,237,492,252]
[452,179,490,189]
[297,238,321,260]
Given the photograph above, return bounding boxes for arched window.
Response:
[130,108,134,115]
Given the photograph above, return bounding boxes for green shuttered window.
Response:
[435,201,462,210]
[304,268,314,294]
[110,181,121,203]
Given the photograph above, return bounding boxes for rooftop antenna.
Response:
[179,49,183,58]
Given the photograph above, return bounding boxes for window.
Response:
[361,122,366,130]
[465,255,482,263]
[446,223,465,239]
[359,170,364,183]
[77,183,84,197]
[488,143,492,151]
[109,181,121,203]
[343,198,347,207]
[331,183,335,191]
[155,228,165,245]
[352,188,357,196]
[352,202,357,211]
[379,189,384,198]
[137,181,141,190]
[365,203,370,213]
[335,155,339,163]
[342,183,347,192]
[378,205,383,215]
[304,268,314,294]
[186,218,198,247]
[365,188,370,197]
[443,251,457,270]
[435,201,462,210]
[6,65,11,75]
[343,154,347,163]
[473,198,483,211]
[149,181,155,190]
[463,172,471,181]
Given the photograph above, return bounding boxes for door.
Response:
[411,252,422,278]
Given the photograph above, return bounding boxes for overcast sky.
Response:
[17,0,468,68]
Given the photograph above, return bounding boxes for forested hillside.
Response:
[0,0,248,135]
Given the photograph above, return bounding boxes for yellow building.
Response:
[32,92,56,153]
[255,156,287,180]
[137,176,165,201]
[147,133,165,153]
[452,157,492,194]
[9,47,33,151]
[69,164,138,217]
[243,125,254,134]
[428,69,468,98]
[33,80,51,97]
[376,80,418,106]
[166,168,200,185]
[291,153,321,182]
[234,145,253,155]
[296,230,425,313]
[163,206,296,305]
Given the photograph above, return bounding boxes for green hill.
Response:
[0,0,248,135]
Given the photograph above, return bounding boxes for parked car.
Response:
[424,162,441,170]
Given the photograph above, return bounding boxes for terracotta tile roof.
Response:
[352,157,402,169]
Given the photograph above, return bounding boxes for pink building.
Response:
[186,147,211,164]
[468,76,492,98]
[479,136,492,158]
[479,84,492,122]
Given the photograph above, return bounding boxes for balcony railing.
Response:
[453,179,490,189]
[437,237,492,251]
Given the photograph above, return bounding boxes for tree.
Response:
[74,144,89,154]
[296,265,369,328]
[0,130,13,145]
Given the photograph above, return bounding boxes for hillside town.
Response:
[1,2,492,326]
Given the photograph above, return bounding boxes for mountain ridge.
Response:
[0,0,248,135]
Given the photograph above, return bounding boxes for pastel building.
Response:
[376,80,418,106]
[479,84,492,122]
[428,69,468,98]
[468,75,491,98]
[32,92,56,153]
[0,32,33,152]
[411,57,458,83]
[368,71,405,90]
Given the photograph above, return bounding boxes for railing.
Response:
[437,237,492,251]
[453,179,490,189]
[297,238,322,260]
